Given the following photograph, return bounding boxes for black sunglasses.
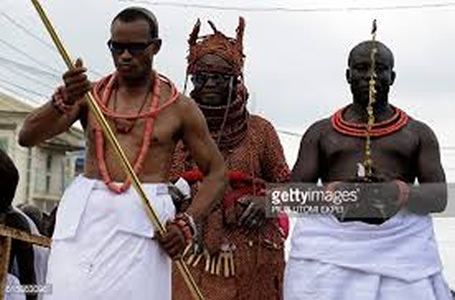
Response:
[192,72,234,85]
[107,40,156,55]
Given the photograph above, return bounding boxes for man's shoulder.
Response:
[172,93,195,109]
[172,94,205,124]
[5,209,31,231]
[249,114,276,129]
[390,107,432,133]
[294,118,332,143]
[306,118,332,133]
[407,117,431,130]
[400,113,428,130]
[405,118,439,142]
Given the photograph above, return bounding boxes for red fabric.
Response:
[277,212,290,238]
[170,115,290,300]
[181,170,253,184]
[172,19,289,298]
[181,168,290,238]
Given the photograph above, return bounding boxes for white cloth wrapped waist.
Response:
[289,210,444,282]
[53,175,174,240]
[45,175,175,300]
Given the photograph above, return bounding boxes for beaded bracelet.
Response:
[172,213,198,245]
[394,180,411,207]
[51,87,73,114]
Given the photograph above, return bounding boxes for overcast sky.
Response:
[0,0,454,178]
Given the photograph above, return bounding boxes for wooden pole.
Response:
[0,236,12,300]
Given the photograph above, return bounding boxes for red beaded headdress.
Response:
[187,17,245,76]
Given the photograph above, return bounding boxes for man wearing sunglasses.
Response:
[170,18,290,300]
[19,7,226,300]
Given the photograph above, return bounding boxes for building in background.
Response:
[443,148,455,182]
[0,90,84,213]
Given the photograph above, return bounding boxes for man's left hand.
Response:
[364,181,402,219]
[355,170,403,219]
[238,196,267,230]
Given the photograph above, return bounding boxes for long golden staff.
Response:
[29,1,204,299]
[364,19,378,178]
[362,19,389,219]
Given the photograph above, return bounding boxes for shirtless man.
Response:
[19,7,226,300]
[0,149,36,300]
[284,41,452,299]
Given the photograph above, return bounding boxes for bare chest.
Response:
[85,104,181,153]
[320,125,420,179]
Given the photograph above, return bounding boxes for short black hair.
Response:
[348,40,394,68]
[0,149,19,210]
[112,7,159,39]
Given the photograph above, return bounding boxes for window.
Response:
[45,155,52,193]
[0,137,8,153]
[45,176,51,193]
[75,157,84,175]
[46,155,52,172]
[36,153,54,194]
